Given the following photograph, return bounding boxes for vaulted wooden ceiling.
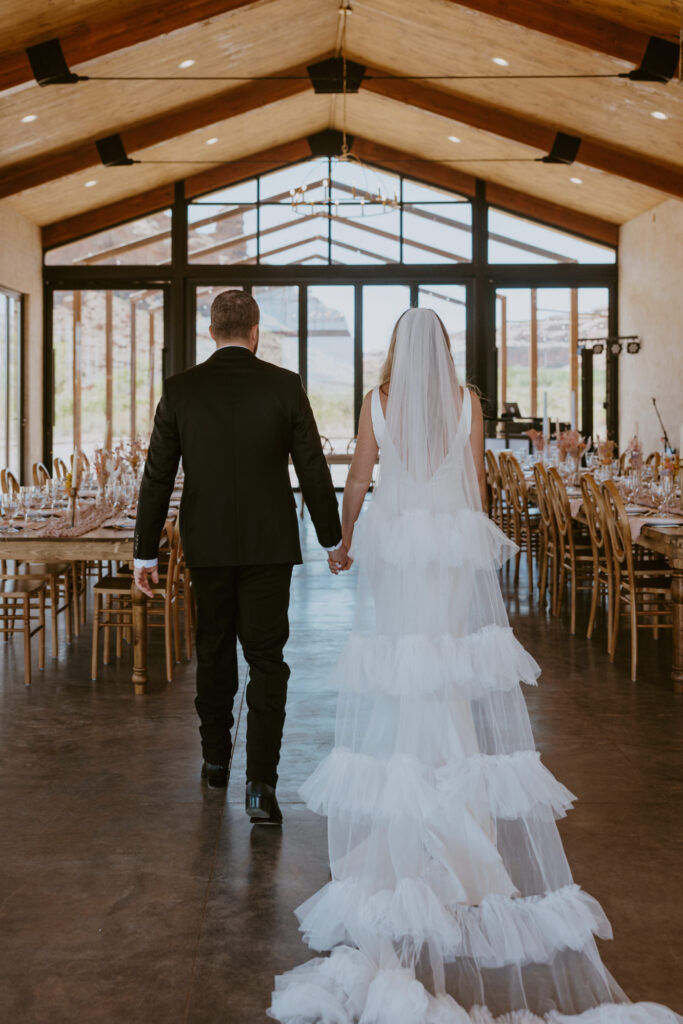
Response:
[1,0,681,244]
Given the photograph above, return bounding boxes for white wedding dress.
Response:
[269,309,682,1024]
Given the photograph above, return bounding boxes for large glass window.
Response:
[52,289,165,459]
[496,286,609,435]
[45,211,172,266]
[307,286,355,449]
[488,208,616,265]
[0,288,22,477]
[418,285,467,383]
[362,285,410,394]
[188,159,472,266]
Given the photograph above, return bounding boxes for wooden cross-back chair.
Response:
[532,463,557,612]
[0,567,46,686]
[32,462,51,486]
[580,474,613,647]
[501,453,540,592]
[601,479,672,682]
[1,469,20,495]
[484,449,506,534]
[546,467,593,633]
[91,522,191,684]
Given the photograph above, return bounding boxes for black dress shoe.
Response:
[246,780,282,825]
[201,761,228,789]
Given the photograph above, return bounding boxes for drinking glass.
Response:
[1,492,20,531]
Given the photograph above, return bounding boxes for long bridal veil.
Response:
[269,309,681,1024]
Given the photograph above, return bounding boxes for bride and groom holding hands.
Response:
[133,289,680,1024]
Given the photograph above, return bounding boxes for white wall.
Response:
[619,198,683,455]
[0,201,43,479]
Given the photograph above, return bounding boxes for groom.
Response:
[133,290,345,824]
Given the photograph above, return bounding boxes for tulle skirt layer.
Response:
[270,499,682,1024]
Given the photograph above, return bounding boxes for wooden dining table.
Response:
[0,493,180,695]
[526,473,683,691]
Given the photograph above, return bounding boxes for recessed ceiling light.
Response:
[21,114,37,123]
[84,180,97,188]
[651,110,668,120]
[178,59,195,69]
[492,57,509,66]
[206,137,219,145]
[448,135,461,143]
[570,177,583,184]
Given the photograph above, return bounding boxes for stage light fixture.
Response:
[610,342,623,355]
[26,38,83,85]
[95,134,136,167]
[307,129,349,158]
[307,56,366,94]
[622,36,679,83]
[539,132,582,165]
[626,341,641,354]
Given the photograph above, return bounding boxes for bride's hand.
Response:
[328,544,353,574]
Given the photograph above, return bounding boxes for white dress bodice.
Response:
[370,384,472,449]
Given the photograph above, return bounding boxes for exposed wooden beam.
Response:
[43,184,175,249]
[485,182,619,247]
[351,138,477,198]
[0,0,259,94]
[352,138,619,246]
[42,140,311,250]
[444,0,677,63]
[0,70,309,200]
[362,73,683,200]
[41,133,620,253]
[185,138,311,198]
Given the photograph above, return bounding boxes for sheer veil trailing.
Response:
[269,309,682,1024]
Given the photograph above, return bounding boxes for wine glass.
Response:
[1,492,20,531]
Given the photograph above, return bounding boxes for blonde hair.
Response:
[379,308,452,386]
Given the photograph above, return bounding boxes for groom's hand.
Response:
[328,544,353,574]
[134,565,159,598]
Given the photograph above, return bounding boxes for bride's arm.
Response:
[469,390,488,512]
[341,392,378,552]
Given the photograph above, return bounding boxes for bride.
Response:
[269,308,681,1024]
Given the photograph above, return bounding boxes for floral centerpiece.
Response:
[557,429,587,482]
[625,435,643,472]
[525,428,545,452]
[93,448,113,499]
[596,437,616,467]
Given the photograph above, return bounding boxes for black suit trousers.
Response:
[190,563,293,786]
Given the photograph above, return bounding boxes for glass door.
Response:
[306,285,355,452]
[495,286,608,439]
[51,288,166,460]
[0,288,22,477]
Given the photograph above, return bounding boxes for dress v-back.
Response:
[370,384,472,450]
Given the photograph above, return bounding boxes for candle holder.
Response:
[65,485,79,527]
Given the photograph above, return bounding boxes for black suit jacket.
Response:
[134,347,341,567]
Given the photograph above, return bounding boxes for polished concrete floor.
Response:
[1,512,682,1024]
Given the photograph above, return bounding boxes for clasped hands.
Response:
[328,542,353,575]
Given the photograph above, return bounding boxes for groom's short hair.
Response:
[211,290,260,340]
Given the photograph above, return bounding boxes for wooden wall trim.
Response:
[0,0,260,94]
[362,73,683,201]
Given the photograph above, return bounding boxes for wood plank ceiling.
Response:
[0,0,681,239]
